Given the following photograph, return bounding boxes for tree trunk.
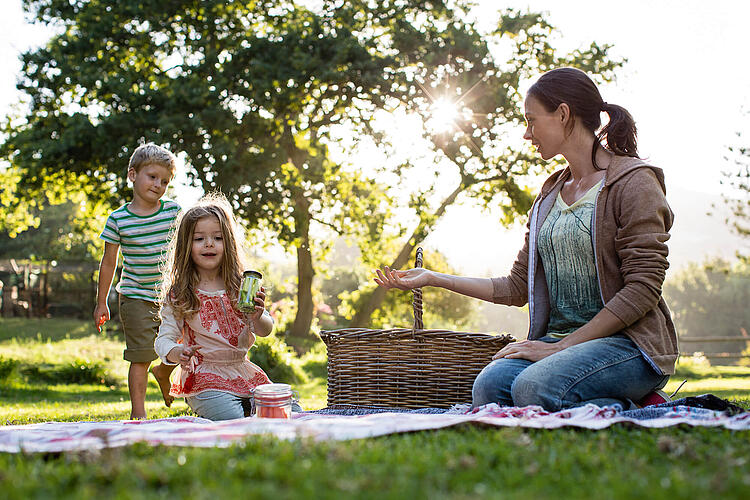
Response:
[350,183,464,327]
[288,191,316,349]
[281,124,317,350]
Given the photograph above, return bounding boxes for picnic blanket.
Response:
[2,395,748,453]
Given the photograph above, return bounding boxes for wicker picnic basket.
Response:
[319,247,515,409]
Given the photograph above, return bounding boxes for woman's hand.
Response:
[374,266,432,291]
[492,340,562,362]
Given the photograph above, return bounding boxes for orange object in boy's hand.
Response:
[96,316,106,332]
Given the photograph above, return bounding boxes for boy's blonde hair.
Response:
[128,142,177,175]
[160,193,247,320]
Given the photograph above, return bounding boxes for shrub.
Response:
[299,342,328,379]
[0,356,18,382]
[248,336,307,385]
[20,358,117,386]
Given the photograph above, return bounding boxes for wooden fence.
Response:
[679,336,750,363]
[0,259,98,319]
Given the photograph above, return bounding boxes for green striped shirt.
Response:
[100,199,180,302]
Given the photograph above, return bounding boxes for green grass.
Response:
[1,318,749,499]
[0,317,327,424]
[1,426,749,499]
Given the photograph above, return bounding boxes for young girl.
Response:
[154,194,276,421]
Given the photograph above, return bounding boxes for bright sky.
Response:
[1,0,748,274]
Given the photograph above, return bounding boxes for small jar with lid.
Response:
[238,270,263,313]
[253,383,294,419]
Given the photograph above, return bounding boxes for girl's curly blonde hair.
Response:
[160,193,247,320]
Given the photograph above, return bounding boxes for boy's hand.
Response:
[93,304,110,332]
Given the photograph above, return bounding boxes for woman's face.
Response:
[523,95,566,161]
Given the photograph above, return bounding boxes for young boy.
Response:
[93,143,181,419]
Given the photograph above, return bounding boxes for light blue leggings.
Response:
[186,390,253,421]
[186,390,303,421]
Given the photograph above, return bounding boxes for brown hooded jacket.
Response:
[491,155,679,375]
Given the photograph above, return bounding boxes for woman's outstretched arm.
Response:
[374,266,495,302]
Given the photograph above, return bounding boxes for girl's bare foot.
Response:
[149,364,175,407]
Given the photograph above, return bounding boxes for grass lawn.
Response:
[1,318,749,499]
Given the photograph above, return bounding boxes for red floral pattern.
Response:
[197,291,245,347]
[165,289,271,398]
[172,370,270,398]
[183,323,204,364]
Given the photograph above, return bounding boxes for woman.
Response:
[375,67,678,411]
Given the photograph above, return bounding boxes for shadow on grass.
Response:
[0,317,123,343]
[0,383,129,403]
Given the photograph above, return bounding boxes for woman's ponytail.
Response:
[598,103,638,158]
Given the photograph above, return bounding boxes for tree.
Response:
[663,259,750,364]
[719,118,750,258]
[347,10,623,326]
[335,247,480,331]
[2,0,621,345]
[2,0,400,346]
[0,169,105,262]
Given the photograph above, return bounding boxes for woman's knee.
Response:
[510,369,560,411]
[472,358,527,407]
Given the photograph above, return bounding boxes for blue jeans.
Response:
[186,390,253,421]
[472,335,669,411]
[186,390,304,421]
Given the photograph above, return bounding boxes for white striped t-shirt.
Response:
[99,199,180,302]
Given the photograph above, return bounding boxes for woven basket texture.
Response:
[320,248,515,409]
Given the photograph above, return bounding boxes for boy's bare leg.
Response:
[149,363,176,407]
[128,362,149,419]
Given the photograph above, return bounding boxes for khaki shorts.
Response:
[119,295,160,363]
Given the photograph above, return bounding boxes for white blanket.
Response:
[2,403,748,453]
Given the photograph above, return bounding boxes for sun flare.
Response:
[428,98,459,133]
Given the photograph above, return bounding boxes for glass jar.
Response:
[238,270,262,313]
[253,383,293,419]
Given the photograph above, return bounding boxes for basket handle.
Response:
[412,247,424,331]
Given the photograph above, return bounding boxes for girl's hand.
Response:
[177,345,202,368]
[374,266,432,291]
[492,340,562,362]
[249,286,267,320]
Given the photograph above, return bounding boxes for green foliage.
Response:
[0,199,103,261]
[0,318,325,423]
[298,341,328,380]
[0,166,108,257]
[248,335,308,385]
[3,0,624,337]
[19,358,117,386]
[1,424,750,499]
[339,249,480,329]
[719,109,749,245]
[663,259,750,363]
[0,356,18,382]
[0,167,38,237]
